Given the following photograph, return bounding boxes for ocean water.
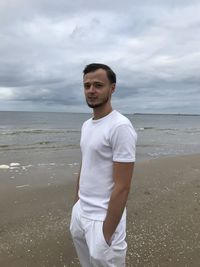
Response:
[0,111,200,162]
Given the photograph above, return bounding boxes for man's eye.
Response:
[95,83,103,88]
[84,84,90,89]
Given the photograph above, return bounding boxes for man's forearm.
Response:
[74,163,81,204]
[74,176,80,203]
[103,186,130,244]
[103,161,134,244]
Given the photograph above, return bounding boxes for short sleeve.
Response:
[110,123,137,162]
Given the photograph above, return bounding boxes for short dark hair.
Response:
[83,63,116,84]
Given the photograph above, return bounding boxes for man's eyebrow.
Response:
[84,81,104,84]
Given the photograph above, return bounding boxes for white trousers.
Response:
[70,200,127,267]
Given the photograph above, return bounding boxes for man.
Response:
[70,63,137,266]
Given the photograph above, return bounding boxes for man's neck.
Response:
[93,105,113,120]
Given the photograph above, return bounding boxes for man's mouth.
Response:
[88,97,97,100]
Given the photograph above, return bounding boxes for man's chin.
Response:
[87,103,100,108]
[86,97,109,109]
[86,101,102,108]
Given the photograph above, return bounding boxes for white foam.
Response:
[68,163,73,166]
[38,163,48,166]
[0,165,10,169]
[10,162,21,167]
[68,162,80,167]
[22,165,33,170]
[16,184,30,188]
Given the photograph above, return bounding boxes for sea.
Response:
[0,111,200,163]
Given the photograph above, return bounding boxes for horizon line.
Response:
[0,110,200,116]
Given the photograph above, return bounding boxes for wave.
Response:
[137,127,155,131]
[137,127,178,132]
[137,127,200,134]
[0,143,80,151]
[136,144,166,148]
[0,144,10,148]
[0,128,81,136]
[1,126,200,135]
[184,128,200,134]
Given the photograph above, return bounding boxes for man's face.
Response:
[83,68,115,109]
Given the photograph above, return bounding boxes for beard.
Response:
[86,94,110,108]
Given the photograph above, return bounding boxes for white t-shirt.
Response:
[79,110,137,220]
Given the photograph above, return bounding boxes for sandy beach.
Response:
[0,153,200,267]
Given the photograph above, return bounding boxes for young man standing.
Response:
[70,63,137,266]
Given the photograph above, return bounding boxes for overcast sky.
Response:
[0,0,200,114]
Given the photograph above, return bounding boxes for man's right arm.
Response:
[74,162,81,204]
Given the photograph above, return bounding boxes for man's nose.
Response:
[88,84,96,93]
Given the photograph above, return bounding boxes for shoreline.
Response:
[0,153,200,266]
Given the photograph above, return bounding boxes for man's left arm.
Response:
[103,161,134,244]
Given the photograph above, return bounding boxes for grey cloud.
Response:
[0,0,200,113]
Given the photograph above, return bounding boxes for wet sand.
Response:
[0,153,200,266]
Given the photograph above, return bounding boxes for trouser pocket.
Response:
[70,200,79,233]
[100,221,112,248]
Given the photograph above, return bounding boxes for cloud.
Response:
[0,0,200,113]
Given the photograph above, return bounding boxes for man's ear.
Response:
[111,83,116,94]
